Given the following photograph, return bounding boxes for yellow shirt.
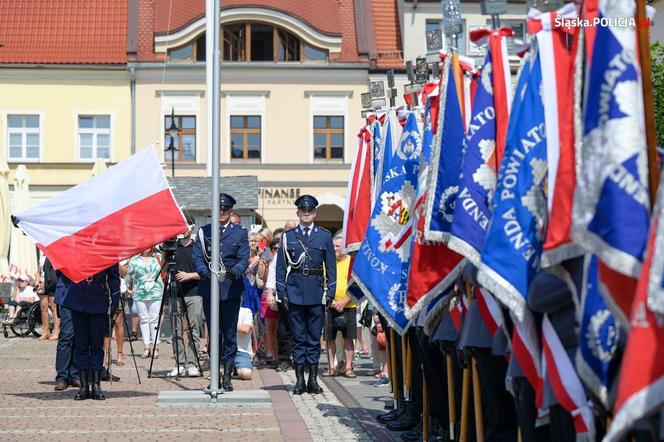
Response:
[334,256,356,308]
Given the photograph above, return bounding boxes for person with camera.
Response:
[192,193,249,392]
[58,265,120,400]
[275,195,336,395]
[168,215,203,377]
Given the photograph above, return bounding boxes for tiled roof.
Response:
[372,0,403,69]
[0,0,128,64]
[154,0,342,36]
[167,175,259,212]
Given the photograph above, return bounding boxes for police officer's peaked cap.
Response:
[219,193,237,208]
[295,195,318,209]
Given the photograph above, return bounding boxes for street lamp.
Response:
[165,108,180,178]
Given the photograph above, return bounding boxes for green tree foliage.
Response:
[653,42,664,147]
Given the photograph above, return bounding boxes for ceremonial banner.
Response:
[542,315,595,438]
[343,126,373,253]
[475,287,504,336]
[448,50,498,266]
[604,183,664,442]
[528,3,581,266]
[13,147,188,282]
[477,51,548,321]
[576,254,622,411]
[352,111,420,335]
[405,79,464,318]
[573,0,650,280]
[423,52,466,243]
[511,309,544,408]
[370,114,386,207]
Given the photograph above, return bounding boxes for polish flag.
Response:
[475,287,504,336]
[13,147,188,282]
[541,314,595,438]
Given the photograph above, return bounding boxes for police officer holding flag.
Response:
[276,195,336,395]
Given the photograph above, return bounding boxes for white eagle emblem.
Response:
[472,139,497,200]
[585,308,619,363]
[396,130,422,161]
[371,181,417,262]
[388,283,405,313]
[521,157,548,240]
[439,185,459,223]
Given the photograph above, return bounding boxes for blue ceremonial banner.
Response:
[352,111,421,335]
[573,1,650,279]
[448,51,497,266]
[576,254,623,410]
[477,51,548,320]
[423,54,466,242]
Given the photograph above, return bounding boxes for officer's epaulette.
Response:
[317,226,331,234]
[233,222,246,230]
[285,227,298,233]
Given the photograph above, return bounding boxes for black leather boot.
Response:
[377,399,405,423]
[293,364,306,395]
[306,363,323,394]
[74,370,89,400]
[90,369,106,400]
[400,419,423,441]
[222,362,234,392]
[387,401,421,431]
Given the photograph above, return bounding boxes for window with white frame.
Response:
[7,115,40,161]
[308,93,348,163]
[78,115,111,160]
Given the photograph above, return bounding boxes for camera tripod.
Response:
[147,255,203,380]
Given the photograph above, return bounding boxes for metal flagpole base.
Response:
[156,389,271,407]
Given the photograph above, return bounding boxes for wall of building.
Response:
[0,69,131,186]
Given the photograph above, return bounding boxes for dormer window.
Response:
[167,22,328,63]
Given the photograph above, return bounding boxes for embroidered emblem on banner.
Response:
[396,130,423,161]
[586,308,619,363]
[522,157,548,241]
[373,181,416,262]
[388,283,405,313]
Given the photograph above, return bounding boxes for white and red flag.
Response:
[343,125,373,253]
[13,147,188,282]
[604,179,664,442]
[528,3,582,266]
[541,315,596,439]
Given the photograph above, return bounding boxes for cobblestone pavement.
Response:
[0,335,282,441]
[0,334,392,441]
[277,367,372,442]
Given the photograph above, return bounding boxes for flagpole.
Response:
[635,0,660,203]
[208,0,222,401]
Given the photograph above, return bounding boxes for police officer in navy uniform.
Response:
[57,265,120,400]
[192,193,249,392]
[275,195,336,395]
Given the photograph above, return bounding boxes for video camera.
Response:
[161,238,179,254]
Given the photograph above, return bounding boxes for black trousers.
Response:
[474,348,518,442]
[415,326,448,423]
[277,301,292,365]
[512,377,550,442]
[71,310,106,371]
[407,328,423,408]
[549,404,575,442]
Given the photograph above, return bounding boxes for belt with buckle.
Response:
[291,267,324,276]
[84,275,107,285]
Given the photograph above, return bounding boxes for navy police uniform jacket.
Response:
[275,225,336,306]
[192,222,250,301]
[56,265,121,315]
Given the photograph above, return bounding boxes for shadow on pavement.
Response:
[315,402,371,439]
[8,390,154,400]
